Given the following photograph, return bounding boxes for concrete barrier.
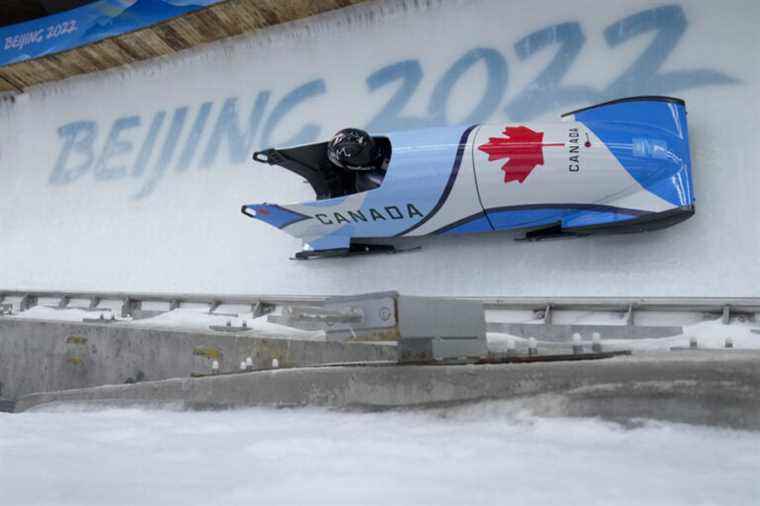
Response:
[0,318,396,400]
[15,351,760,430]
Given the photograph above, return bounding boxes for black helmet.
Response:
[327,128,377,171]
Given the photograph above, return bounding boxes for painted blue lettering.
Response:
[176,101,212,172]
[46,4,741,197]
[93,116,140,181]
[365,60,430,131]
[505,22,599,121]
[260,79,326,148]
[603,5,737,97]
[49,121,97,185]
[430,47,507,125]
[132,111,166,178]
[201,92,270,169]
[134,107,188,199]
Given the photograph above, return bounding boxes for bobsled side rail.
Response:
[561,96,686,118]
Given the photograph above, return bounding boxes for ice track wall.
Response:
[1,0,758,297]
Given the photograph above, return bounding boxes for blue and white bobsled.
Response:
[243,96,694,259]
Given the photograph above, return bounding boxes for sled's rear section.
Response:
[557,96,694,237]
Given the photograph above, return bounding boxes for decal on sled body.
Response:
[243,96,694,259]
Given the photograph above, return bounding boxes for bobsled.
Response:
[243,96,694,260]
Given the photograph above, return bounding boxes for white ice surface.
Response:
[1,403,758,506]
[1,0,759,298]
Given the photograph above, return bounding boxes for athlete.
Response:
[326,128,389,192]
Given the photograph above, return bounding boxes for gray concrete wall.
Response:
[0,319,396,400]
[15,351,760,430]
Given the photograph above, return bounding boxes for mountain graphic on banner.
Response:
[84,0,206,41]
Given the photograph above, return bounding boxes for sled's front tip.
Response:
[240,203,311,229]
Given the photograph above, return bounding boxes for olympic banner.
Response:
[0,0,224,67]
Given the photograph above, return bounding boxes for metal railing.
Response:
[0,289,325,318]
[2,290,758,341]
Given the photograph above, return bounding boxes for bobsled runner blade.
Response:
[292,244,421,261]
[515,224,587,242]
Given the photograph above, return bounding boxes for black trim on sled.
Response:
[522,205,695,241]
[253,136,392,201]
[561,96,686,118]
[294,243,403,260]
[253,143,339,200]
[568,204,695,234]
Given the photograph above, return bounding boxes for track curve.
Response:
[0,0,757,297]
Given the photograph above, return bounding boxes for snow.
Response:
[9,306,102,322]
[0,403,757,506]
[137,308,325,339]
[610,319,760,351]
[487,318,760,352]
[9,306,325,340]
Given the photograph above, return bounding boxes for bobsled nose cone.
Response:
[241,203,273,223]
[241,203,309,230]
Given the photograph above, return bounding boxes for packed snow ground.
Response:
[1,403,758,506]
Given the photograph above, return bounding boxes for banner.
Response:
[0,0,225,67]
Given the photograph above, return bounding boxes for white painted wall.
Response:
[1,0,758,297]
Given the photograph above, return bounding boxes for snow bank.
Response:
[487,318,760,352]
[1,403,757,505]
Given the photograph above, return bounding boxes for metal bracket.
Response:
[281,305,364,327]
[722,305,731,324]
[19,294,37,312]
[543,304,553,325]
[57,296,70,309]
[253,301,275,318]
[88,296,101,311]
[121,298,138,318]
[268,292,397,341]
[625,304,635,326]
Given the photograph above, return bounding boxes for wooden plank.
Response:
[0,0,367,92]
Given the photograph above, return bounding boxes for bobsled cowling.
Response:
[243,96,694,258]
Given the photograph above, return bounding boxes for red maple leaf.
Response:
[478,126,563,183]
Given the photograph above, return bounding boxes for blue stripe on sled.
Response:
[573,99,693,207]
